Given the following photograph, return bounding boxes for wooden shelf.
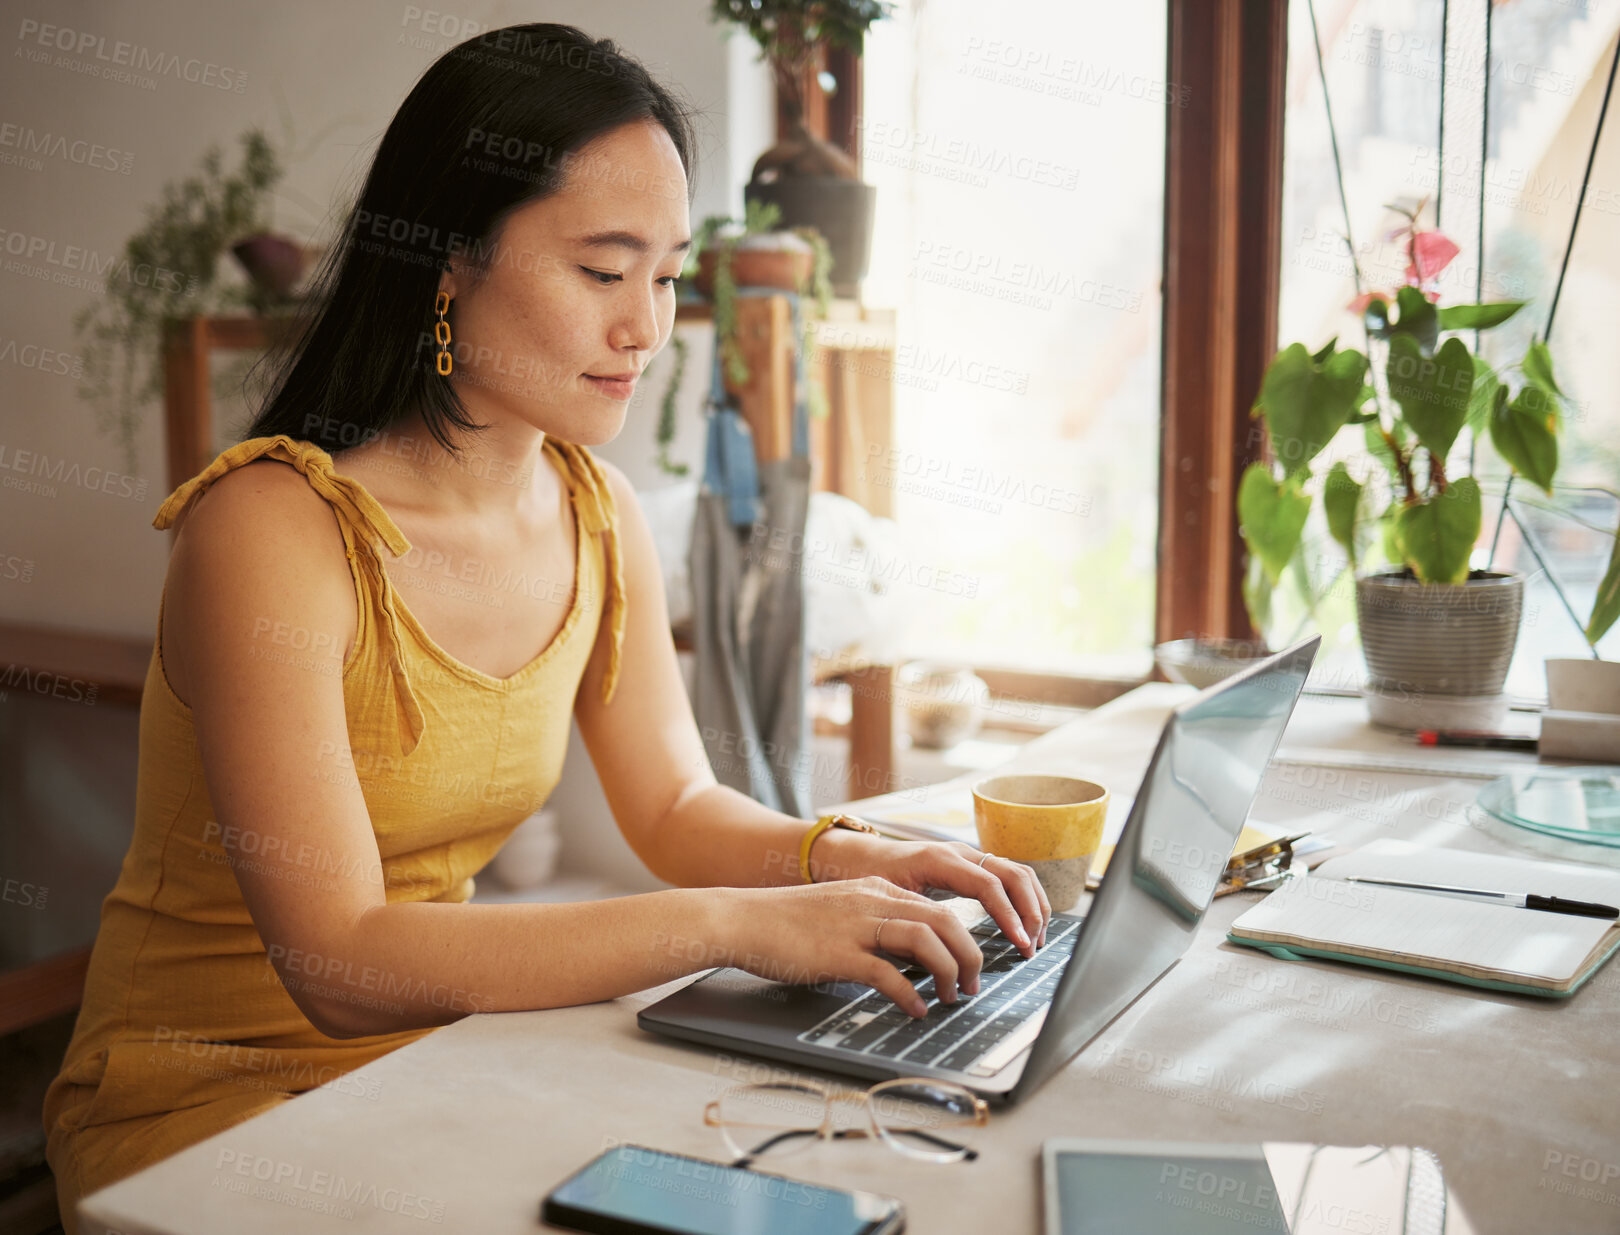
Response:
[0,620,151,708]
[161,314,302,498]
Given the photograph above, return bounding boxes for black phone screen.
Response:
[542,1145,903,1235]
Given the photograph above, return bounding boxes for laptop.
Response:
[639,636,1320,1106]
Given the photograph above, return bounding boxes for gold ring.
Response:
[976,851,994,867]
[874,918,892,950]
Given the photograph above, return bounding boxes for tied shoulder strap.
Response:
[542,437,626,704]
[153,435,428,756]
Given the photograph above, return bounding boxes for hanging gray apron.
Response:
[688,288,814,818]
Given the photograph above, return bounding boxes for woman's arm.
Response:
[572,464,1051,942]
[168,458,990,1041]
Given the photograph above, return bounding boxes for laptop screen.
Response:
[1014,637,1318,1099]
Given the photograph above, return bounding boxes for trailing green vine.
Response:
[73,127,285,475]
[670,199,834,455]
[655,333,690,477]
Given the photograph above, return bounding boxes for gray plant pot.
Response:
[1355,569,1524,699]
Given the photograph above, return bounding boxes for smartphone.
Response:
[1043,1139,1455,1235]
[541,1144,905,1235]
[1045,1140,1290,1234]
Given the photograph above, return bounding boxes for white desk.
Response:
[79,688,1620,1234]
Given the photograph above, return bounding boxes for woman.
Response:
[44,23,1048,1230]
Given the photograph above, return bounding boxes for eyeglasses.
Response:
[1215,831,1311,897]
[704,1078,989,1168]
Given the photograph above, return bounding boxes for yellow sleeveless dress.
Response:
[43,433,625,1232]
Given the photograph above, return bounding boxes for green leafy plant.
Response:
[1594,521,1620,646]
[73,127,284,474]
[653,211,830,476]
[695,199,831,386]
[692,198,784,386]
[795,222,834,322]
[654,333,690,477]
[667,199,832,468]
[1241,200,1618,647]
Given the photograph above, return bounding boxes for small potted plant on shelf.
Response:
[690,199,831,384]
[651,201,832,477]
[72,127,299,475]
[710,0,893,297]
[1239,198,1616,727]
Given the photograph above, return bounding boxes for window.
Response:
[856,2,1167,679]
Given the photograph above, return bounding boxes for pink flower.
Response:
[1344,214,1461,313]
[1405,229,1459,300]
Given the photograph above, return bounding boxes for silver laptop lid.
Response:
[1007,635,1319,1102]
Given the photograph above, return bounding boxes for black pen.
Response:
[1343,876,1619,919]
[1414,729,1538,752]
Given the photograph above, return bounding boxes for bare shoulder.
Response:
[162,457,358,706]
[177,456,334,526]
[169,457,353,584]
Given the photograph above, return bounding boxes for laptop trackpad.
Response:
[646,968,869,1034]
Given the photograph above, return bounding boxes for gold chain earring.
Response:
[434,290,452,375]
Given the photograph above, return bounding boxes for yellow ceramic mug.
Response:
[972,773,1109,913]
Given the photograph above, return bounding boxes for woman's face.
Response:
[442,118,690,446]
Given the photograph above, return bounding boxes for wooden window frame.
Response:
[1156,0,1287,650]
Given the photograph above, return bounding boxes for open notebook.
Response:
[1228,839,1620,997]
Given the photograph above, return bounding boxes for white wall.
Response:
[0,0,768,636]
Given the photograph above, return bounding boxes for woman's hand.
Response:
[811,830,1051,957]
[719,877,987,1018]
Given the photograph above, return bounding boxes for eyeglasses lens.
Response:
[715,1082,826,1159]
[870,1081,981,1163]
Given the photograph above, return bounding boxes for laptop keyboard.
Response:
[797,914,1082,1075]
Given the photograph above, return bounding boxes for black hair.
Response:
[246,23,698,455]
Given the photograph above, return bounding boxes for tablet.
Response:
[1042,1139,1459,1235]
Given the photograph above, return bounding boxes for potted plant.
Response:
[1239,199,1617,726]
[690,199,831,386]
[711,0,893,297]
[651,200,832,477]
[655,201,831,476]
[73,127,296,474]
